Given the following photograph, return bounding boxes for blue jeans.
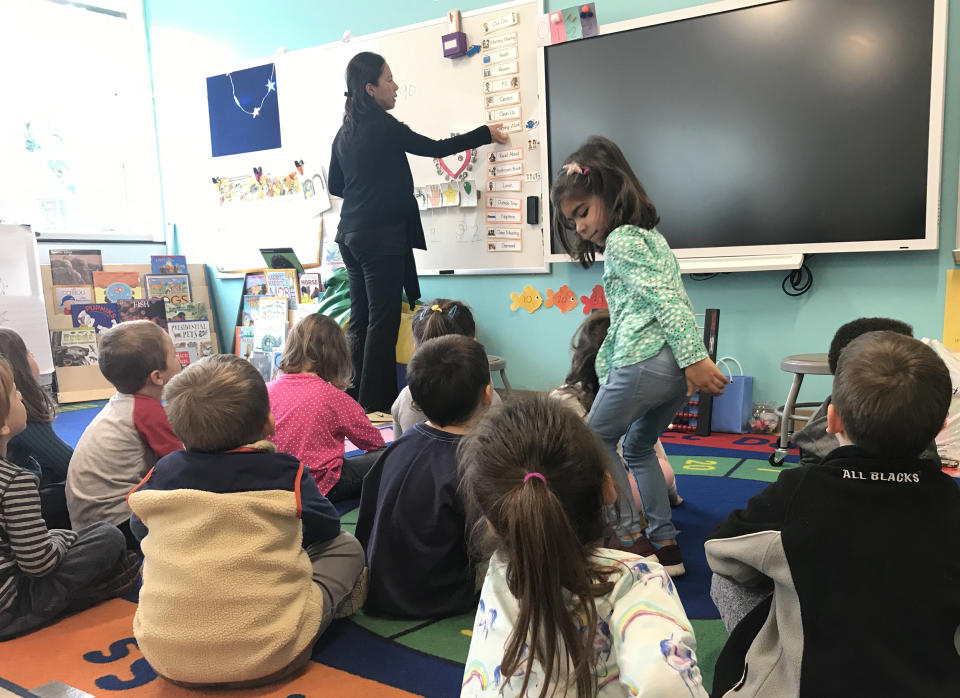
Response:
[588,346,688,542]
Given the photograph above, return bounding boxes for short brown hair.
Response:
[98,321,171,394]
[0,356,14,425]
[164,354,270,452]
[278,314,352,389]
[832,331,951,458]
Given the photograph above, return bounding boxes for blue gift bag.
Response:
[711,357,754,434]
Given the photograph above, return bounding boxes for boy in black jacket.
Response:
[706,331,960,697]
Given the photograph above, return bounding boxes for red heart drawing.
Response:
[437,149,473,180]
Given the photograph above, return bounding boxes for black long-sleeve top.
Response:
[329,111,491,255]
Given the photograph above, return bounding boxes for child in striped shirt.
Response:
[0,356,139,640]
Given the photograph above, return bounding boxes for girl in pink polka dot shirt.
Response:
[267,314,384,501]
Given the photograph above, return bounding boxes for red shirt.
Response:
[267,373,384,494]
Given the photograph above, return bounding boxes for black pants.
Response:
[326,448,384,503]
[339,242,403,412]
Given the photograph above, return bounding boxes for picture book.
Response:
[49,250,103,286]
[242,295,262,326]
[53,285,94,315]
[150,255,188,274]
[117,298,168,329]
[92,271,144,303]
[235,326,254,359]
[299,272,322,304]
[248,350,275,382]
[252,297,288,354]
[70,303,120,333]
[265,269,298,309]
[165,302,208,322]
[167,320,212,367]
[261,247,305,274]
[144,274,191,305]
[50,328,99,367]
[244,272,267,296]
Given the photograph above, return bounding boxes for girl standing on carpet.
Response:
[550,310,682,511]
[267,314,384,502]
[551,137,726,576]
[459,395,705,698]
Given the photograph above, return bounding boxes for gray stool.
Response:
[770,353,830,466]
[487,355,512,394]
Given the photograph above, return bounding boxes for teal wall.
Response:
[144,0,960,405]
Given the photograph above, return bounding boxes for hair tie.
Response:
[560,162,589,176]
[524,472,547,484]
[448,304,458,318]
[344,91,350,97]
[430,304,442,312]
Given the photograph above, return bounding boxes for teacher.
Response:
[329,51,509,412]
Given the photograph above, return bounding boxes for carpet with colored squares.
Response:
[0,405,801,697]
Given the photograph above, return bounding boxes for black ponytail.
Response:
[341,52,387,143]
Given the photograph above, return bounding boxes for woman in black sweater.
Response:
[329,52,508,412]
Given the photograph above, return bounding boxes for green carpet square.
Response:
[728,459,796,482]
[340,508,359,525]
[395,610,476,664]
[349,610,427,638]
[668,455,741,478]
[691,618,727,692]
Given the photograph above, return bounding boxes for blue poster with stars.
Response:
[206,63,281,157]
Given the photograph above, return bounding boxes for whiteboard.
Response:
[269,0,548,275]
[0,224,54,374]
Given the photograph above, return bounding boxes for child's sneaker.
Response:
[603,531,658,558]
[651,544,685,577]
[335,566,368,618]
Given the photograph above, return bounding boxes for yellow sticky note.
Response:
[944,269,960,350]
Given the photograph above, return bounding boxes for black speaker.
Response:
[526,195,539,224]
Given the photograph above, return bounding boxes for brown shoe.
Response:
[650,544,685,577]
[603,531,658,558]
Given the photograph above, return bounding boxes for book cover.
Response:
[50,328,99,367]
[70,303,120,333]
[117,298,168,329]
[92,271,144,303]
[144,274,191,305]
[261,247,305,274]
[49,250,103,286]
[167,320,212,367]
[165,302,208,322]
[244,272,267,296]
[299,272,322,304]
[265,268,298,309]
[247,350,275,382]
[235,326,254,359]
[53,285,94,315]
[241,295,262,326]
[150,255,188,274]
[252,296,288,354]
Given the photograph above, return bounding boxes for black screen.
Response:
[545,0,936,253]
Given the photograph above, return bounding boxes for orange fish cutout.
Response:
[509,285,543,313]
[580,284,608,314]
[544,284,579,313]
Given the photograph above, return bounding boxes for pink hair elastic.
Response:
[524,472,547,484]
[560,162,589,176]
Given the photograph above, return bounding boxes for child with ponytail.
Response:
[459,395,705,698]
[551,136,726,575]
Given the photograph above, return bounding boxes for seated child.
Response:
[706,331,960,697]
[128,354,366,687]
[66,321,182,548]
[268,314,384,502]
[0,328,72,486]
[0,356,139,641]
[460,394,705,697]
[550,309,682,508]
[794,316,941,467]
[391,298,501,437]
[357,334,492,618]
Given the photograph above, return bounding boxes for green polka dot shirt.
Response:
[596,225,709,385]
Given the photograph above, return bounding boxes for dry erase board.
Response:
[0,224,54,374]
[272,0,548,275]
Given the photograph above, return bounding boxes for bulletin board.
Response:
[209,0,548,276]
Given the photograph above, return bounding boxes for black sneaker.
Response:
[651,544,685,577]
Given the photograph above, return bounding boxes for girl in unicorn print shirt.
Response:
[459,395,705,698]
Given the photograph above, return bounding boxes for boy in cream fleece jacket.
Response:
[128,354,365,688]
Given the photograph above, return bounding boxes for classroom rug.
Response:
[0,402,795,697]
